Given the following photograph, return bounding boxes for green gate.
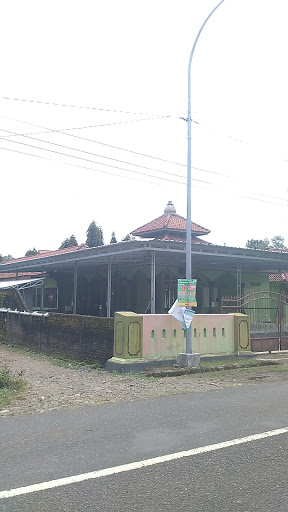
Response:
[221,290,288,352]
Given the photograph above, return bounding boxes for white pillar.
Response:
[73,265,78,314]
[151,252,156,314]
[107,262,112,317]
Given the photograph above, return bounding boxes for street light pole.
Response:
[186,0,225,353]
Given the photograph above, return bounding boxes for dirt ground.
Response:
[0,345,287,417]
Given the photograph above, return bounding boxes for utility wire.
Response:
[0,114,231,179]
[0,127,213,185]
[0,128,213,186]
[0,114,174,133]
[2,127,286,204]
[0,146,159,186]
[2,96,288,172]
[1,144,286,207]
[0,95,177,117]
[0,124,187,178]
[0,123,190,180]
[0,116,287,204]
[0,142,286,208]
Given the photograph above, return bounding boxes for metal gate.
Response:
[221,290,288,352]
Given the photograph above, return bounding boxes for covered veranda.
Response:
[1,240,288,316]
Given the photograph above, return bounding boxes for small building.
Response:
[1,202,288,316]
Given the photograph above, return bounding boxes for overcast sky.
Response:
[1,0,288,257]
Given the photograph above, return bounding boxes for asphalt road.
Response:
[1,377,288,511]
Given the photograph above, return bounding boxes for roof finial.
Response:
[164,201,176,214]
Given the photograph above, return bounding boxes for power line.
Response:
[0,115,287,205]
[0,143,286,208]
[0,123,190,180]
[0,114,231,179]
[0,114,175,134]
[0,146,158,186]
[0,127,214,185]
[2,97,288,174]
[0,95,177,117]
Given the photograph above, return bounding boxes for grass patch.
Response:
[0,368,28,409]
[0,343,102,370]
[142,358,280,378]
[200,357,270,368]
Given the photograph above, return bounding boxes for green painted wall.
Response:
[44,265,278,317]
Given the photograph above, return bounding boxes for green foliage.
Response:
[246,235,286,250]
[0,368,27,407]
[59,234,78,249]
[245,238,270,250]
[25,248,38,257]
[0,254,13,262]
[121,234,134,241]
[271,235,286,249]
[86,221,104,247]
[110,231,117,244]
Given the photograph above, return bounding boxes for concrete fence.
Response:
[0,310,114,365]
[0,309,250,369]
[106,312,251,371]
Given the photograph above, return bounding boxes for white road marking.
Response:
[1,426,288,499]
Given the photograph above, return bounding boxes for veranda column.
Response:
[107,262,112,318]
[73,264,78,314]
[236,266,242,298]
[151,252,156,314]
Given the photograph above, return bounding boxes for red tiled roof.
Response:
[0,271,43,280]
[269,273,288,282]
[131,213,210,237]
[0,245,88,267]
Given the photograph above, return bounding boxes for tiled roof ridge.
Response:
[269,273,288,282]
[0,271,44,279]
[131,213,171,233]
[131,212,210,235]
[268,248,288,253]
[164,213,172,228]
[0,244,89,266]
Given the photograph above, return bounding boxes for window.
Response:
[43,288,58,309]
[33,287,41,309]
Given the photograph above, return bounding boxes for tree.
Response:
[0,254,13,262]
[59,234,78,249]
[245,238,270,250]
[122,234,131,241]
[121,234,135,241]
[25,248,38,257]
[86,221,104,247]
[245,235,286,251]
[110,231,117,244]
[271,235,285,249]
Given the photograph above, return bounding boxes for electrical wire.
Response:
[0,124,190,180]
[0,95,178,117]
[0,146,160,186]
[0,114,175,134]
[0,127,214,186]
[0,143,286,208]
[0,114,287,205]
[0,114,232,179]
[2,96,288,173]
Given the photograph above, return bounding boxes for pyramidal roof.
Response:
[131,201,210,240]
